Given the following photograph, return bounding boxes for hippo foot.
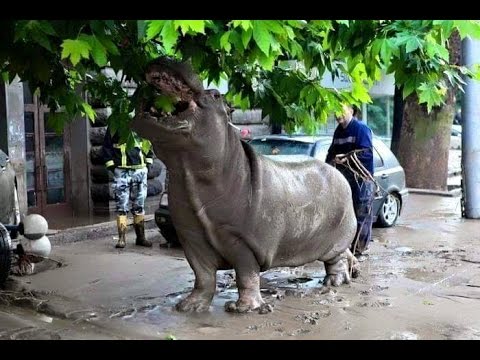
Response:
[323,272,351,287]
[175,295,211,312]
[323,258,351,287]
[225,297,269,314]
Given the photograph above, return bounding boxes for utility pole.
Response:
[461,36,480,219]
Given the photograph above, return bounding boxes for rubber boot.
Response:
[115,215,127,249]
[133,214,152,247]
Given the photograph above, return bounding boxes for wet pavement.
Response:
[1,193,480,340]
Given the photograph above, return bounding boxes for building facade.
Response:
[0,79,164,229]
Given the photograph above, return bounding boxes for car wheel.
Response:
[0,223,12,286]
[377,193,400,228]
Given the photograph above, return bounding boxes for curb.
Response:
[48,215,157,245]
[408,188,462,197]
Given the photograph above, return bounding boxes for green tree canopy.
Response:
[1,20,479,146]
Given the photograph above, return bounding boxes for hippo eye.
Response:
[210,89,221,99]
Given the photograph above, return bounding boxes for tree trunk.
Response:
[397,94,454,190]
[396,31,461,190]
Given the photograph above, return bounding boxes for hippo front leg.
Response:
[175,235,218,312]
[220,234,272,314]
[176,269,216,312]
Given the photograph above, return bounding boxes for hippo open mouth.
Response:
[142,58,204,132]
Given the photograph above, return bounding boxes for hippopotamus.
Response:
[131,57,359,313]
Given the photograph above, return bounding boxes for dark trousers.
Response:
[342,171,375,254]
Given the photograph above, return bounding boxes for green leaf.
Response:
[137,20,147,41]
[38,21,56,36]
[154,95,175,113]
[472,63,480,81]
[264,20,285,35]
[454,20,480,39]
[336,20,350,27]
[405,37,420,53]
[90,20,105,36]
[174,20,191,35]
[97,35,120,56]
[141,139,152,154]
[220,31,231,52]
[257,52,275,70]
[82,102,96,121]
[47,112,69,134]
[403,77,417,98]
[418,83,443,112]
[61,39,92,66]
[161,21,179,54]
[426,41,449,61]
[253,21,273,56]
[232,20,252,31]
[87,36,108,67]
[165,334,177,340]
[31,31,52,52]
[351,82,371,103]
[241,28,253,48]
[380,39,392,66]
[146,20,165,40]
[187,20,205,34]
[1,71,9,83]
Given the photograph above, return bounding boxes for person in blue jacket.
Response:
[326,103,375,256]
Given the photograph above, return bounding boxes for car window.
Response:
[249,139,314,156]
[373,147,384,168]
[314,143,330,161]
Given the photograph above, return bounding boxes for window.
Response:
[249,139,314,156]
[373,147,384,168]
[366,96,393,138]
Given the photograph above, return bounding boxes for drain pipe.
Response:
[461,36,480,218]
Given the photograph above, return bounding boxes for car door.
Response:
[372,145,388,216]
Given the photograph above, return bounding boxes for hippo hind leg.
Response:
[322,249,359,287]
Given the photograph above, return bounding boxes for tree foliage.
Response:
[1,20,480,144]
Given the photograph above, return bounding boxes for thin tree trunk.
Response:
[390,85,404,156]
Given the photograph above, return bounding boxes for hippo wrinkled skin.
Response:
[131,57,358,313]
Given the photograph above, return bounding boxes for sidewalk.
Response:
[2,193,480,339]
[409,149,462,197]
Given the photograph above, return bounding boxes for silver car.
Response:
[249,135,408,227]
[1,149,18,284]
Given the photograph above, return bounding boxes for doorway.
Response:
[23,85,72,219]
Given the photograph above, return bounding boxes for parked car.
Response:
[0,149,18,285]
[451,125,462,150]
[249,135,408,228]
[155,135,408,247]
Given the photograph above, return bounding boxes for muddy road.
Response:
[1,194,480,340]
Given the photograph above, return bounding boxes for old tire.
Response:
[0,223,12,286]
[376,193,400,228]
[155,207,180,247]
